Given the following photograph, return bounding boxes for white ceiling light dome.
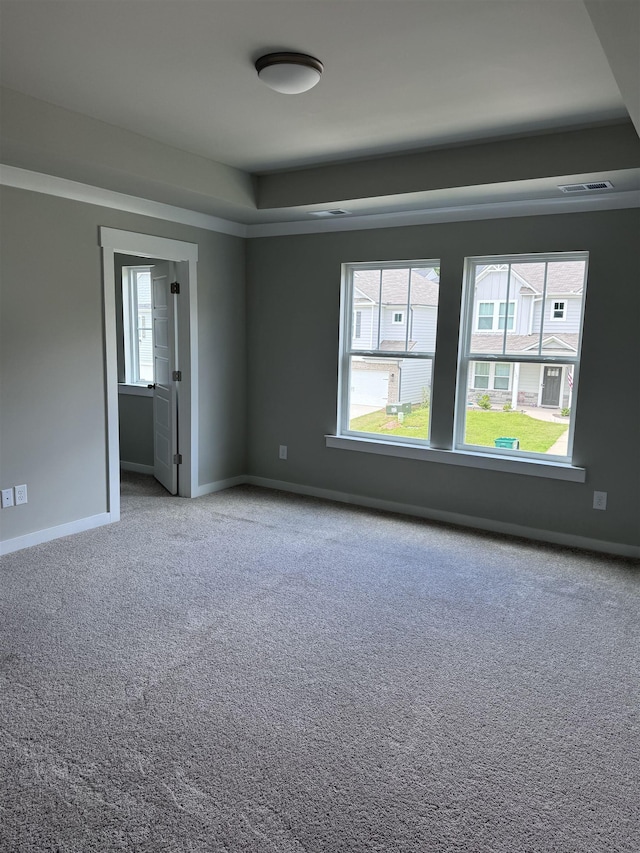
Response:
[255,52,323,94]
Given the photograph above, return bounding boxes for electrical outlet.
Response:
[1,488,14,509]
[14,484,27,505]
[279,445,288,460]
[593,490,607,511]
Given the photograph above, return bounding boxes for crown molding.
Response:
[2,164,638,240]
[0,165,248,237]
[246,191,640,237]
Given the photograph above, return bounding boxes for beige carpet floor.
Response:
[1,472,639,852]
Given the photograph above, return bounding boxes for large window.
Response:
[336,253,588,468]
[457,253,588,460]
[339,262,440,443]
[122,266,154,385]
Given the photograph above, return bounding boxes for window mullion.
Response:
[538,262,549,355]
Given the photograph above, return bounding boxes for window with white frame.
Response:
[339,262,440,443]
[472,361,511,391]
[353,310,362,339]
[458,253,588,460]
[552,300,566,320]
[335,253,587,466]
[476,300,515,331]
[122,266,154,385]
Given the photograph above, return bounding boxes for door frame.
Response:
[100,228,199,519]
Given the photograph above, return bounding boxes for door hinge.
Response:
[172,370,182,381]
[173,453,182,465]
[170,281,180,294]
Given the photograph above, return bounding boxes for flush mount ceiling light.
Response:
[255,52,323,94]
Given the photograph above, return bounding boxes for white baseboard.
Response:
[191,475,248,498]
[120,461,154,475]
[245,476,640,559]
[0,512,113,556]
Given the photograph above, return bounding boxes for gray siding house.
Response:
[350,263,583,410]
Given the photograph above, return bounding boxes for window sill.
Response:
[325,435,586,482]
[118,384,153,398]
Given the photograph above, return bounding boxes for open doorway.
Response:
[100,228,199,522]
[116,256,180,495]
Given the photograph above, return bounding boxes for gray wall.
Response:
[0,185,246,542]
[118,395,154,468]
[246,209,640,548]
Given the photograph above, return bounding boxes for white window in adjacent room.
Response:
[457,253,588,461]
[339,262,440,444]
[122,266,154,385]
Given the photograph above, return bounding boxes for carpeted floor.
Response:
[1,472,639,852]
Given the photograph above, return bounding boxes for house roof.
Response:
[511,263,585,295]
[354,269,439,307]
[470,333,579,354]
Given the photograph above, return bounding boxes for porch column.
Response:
[511,363,520,409]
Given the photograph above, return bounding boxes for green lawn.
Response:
[349,405,568,453]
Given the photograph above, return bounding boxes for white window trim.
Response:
[338,261,438,443]
[475,299,516,332]
[325,435,586,482]
[471,361,511,391]
[457,252,588,463]
[550,300,566,321]
[392,311,405,324]
[122,265,154,386]
[335,252,588,477]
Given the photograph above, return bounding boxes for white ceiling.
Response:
[0,0,629,174]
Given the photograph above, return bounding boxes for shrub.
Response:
[502,402,513,412]
[560,406,571,417]
[477,394,492,410]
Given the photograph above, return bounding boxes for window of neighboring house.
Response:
[339,262,440,443]
[552,300,566,320]
[353,310,362,339]
[476,300,515,331]
[122,266,154,385]
[458,253,588,460]
[472,362,511,391]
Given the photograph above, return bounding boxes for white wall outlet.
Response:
[593,490,607,511]
[2,488,14,509]
[14,484,28,505]
[279,445,288,460]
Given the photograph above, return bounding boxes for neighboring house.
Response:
[468,263,583,408]
[350,263,583,410]
[350,268,439,407]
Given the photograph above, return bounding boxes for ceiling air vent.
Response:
[558,181,614,193]
[311,209,351,217]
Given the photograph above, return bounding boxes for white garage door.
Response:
[351,369,389,407]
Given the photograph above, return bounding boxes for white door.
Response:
[152,262,178,494]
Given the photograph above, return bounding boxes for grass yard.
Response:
[349,406,568,453]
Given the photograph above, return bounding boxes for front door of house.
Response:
[541,366,562,407]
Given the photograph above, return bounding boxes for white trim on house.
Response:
[246,475,639,559]
[100,228,199,524]
[0,513,112,556]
